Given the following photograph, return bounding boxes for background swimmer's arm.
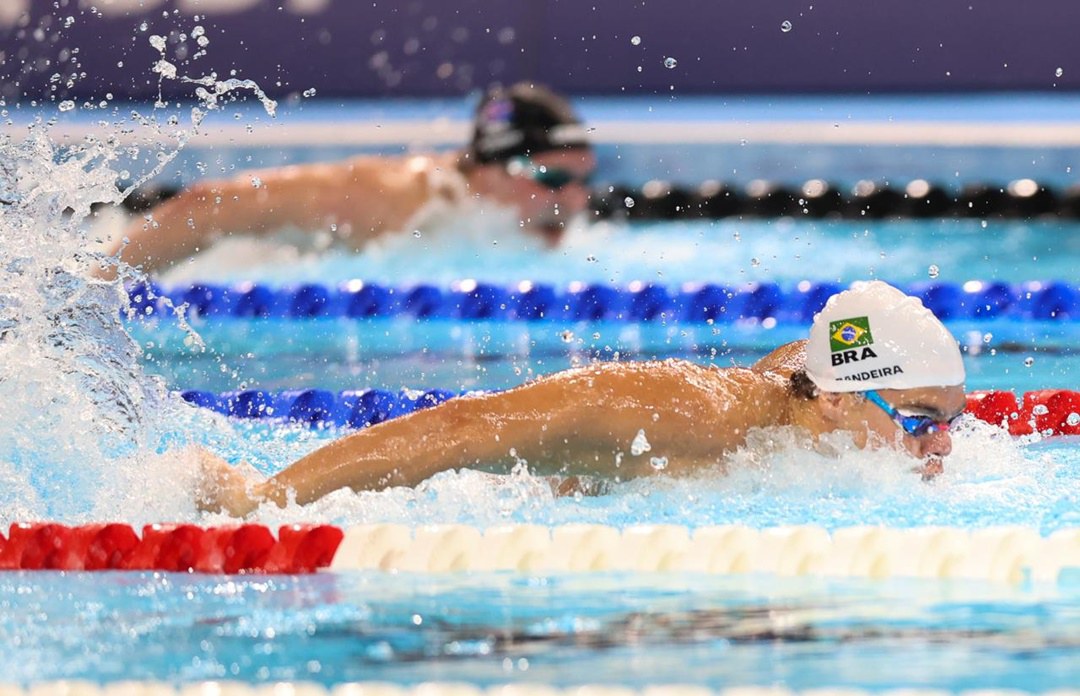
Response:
[238,361,772,514]
[109,157,427,275]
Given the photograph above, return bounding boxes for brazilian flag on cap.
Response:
[829,316,873,352]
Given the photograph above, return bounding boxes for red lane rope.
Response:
[966,389,1080,436]
[0,523,343,574]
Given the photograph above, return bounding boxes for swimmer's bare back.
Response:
[199,353,800,517]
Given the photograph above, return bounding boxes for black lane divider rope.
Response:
[122,179,1080,220]
[126,280,1079,322]
[596,179,1078,220]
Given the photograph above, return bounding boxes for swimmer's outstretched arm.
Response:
[205,359,787,516]
[109,157,428,275]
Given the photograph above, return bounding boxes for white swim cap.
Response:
[805,280,965,392]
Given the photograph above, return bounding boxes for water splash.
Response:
[0,29,276,525]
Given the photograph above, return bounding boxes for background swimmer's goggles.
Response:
[863,390,960,437]
[506,157,593,190]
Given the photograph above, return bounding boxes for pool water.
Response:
[129,216,1080,396]
[2,93,1079,690]
[132,316,1080,394]
[1,571,1077,688]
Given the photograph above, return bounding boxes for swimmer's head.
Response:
[795,281,967,473]
[466,82,591,164]
[805,280,965,392]
[462,82,596,245]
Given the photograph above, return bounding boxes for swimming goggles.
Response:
[506,157,593,190]
[862,390,961,437]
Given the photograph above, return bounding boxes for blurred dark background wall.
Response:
[3,0,1078,102]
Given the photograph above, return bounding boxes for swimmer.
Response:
[197,281,968,517]
[105,82,595,276]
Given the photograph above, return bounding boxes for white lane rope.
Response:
[328,524,1080,584]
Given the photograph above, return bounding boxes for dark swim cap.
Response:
[467,82,591,164]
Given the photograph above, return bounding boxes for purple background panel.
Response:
[2,0,1079,101]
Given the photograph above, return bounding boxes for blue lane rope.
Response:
[129,280,1080,323]
[181,388,461,429]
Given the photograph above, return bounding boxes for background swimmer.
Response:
[104,82,596,277]
[196,281,968,517]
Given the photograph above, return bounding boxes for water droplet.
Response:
[586,254,597,262]
[591,332,600,340]
[983,332,993,344]
[630,429,652,456]
[663,57,677,69]
[413,230,422,238]
[750,257,760,267]
[560,330,575,343]
[981,220,988,229]
[58,100,75,112]
[302,88,317,98]
[928,264,940,279]
[1056,67,1064,77]
[780,20,793,32]
[1024,357,1035,367]
[1032,404,1049,416]
[649,456,668,471]
[250,176,262,188]
[623,196,635,208]
[1067,413,1080,426]
[630,35,641,46]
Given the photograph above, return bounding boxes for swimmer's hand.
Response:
[546,475,609,498]
[194,448,264,518]
[913,458,944,482]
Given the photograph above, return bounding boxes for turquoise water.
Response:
[3,93,1079,688]
[133,218,1080,395]
[68,177,1076,689]
[1,571,1077,688]
[133,317,1080,394]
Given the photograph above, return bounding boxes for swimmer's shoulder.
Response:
[563,357,780,394]
[338,152,464,199]
[751,339,807,378]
